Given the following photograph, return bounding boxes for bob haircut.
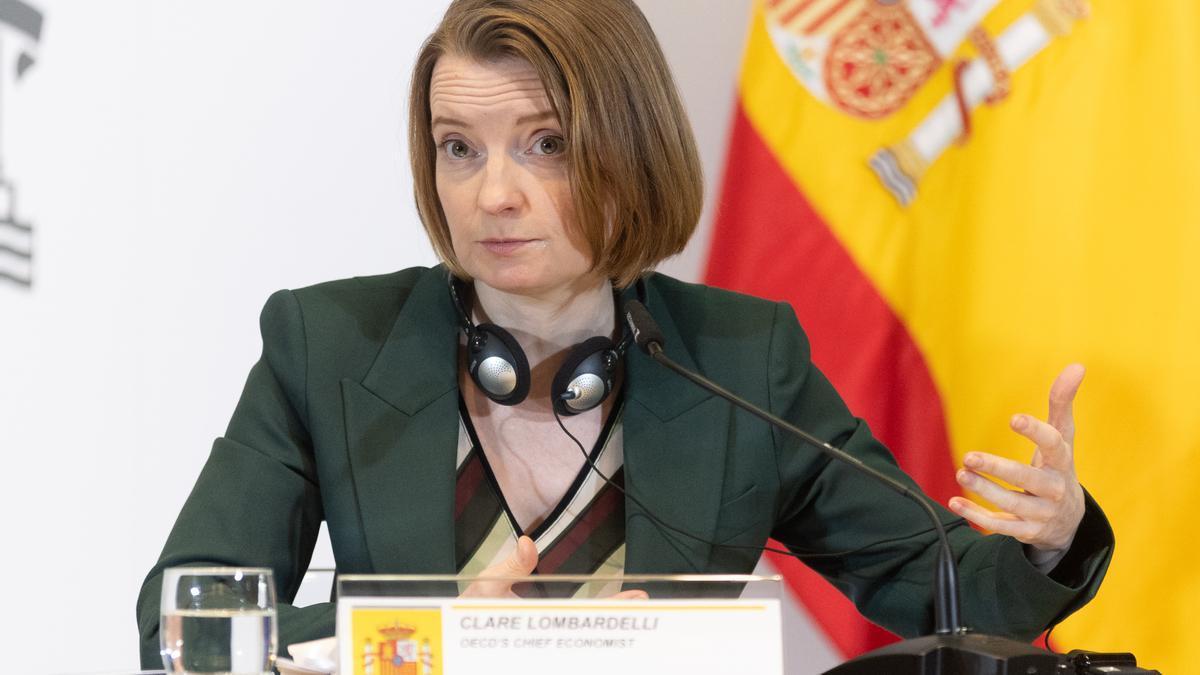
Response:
[409,0,703,288]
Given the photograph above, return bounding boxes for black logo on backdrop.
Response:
[0,0,42,289]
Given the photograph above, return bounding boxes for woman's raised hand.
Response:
[948,364,1087,554]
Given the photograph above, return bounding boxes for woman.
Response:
[137,0,1112,666]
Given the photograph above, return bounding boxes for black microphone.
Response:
[624,300,666,356]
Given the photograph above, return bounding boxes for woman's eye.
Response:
[442,139,473,159]
[531,135,565,156]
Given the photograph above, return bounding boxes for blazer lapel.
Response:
[343,269,461,573]
[621,279,730,574]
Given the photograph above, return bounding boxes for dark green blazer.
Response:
[137,266,1112,667]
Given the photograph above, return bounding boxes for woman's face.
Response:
[430,54,597,298]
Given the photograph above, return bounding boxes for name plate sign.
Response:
[336,597,783,674]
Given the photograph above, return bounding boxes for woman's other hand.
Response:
[948,364,1087,554]
[462,535,539,598]
[461,535,648,599]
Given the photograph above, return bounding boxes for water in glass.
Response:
[160,567,277,675]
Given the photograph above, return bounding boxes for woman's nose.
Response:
[477,155,524,215]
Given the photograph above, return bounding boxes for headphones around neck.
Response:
[448,273,642,416]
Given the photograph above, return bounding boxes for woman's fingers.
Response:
[1010,415,1074,473]
[462,540,650,601]
[948,496,1038,542]
[1046,363,1085,441]
[463,535,539,598]
[955,468,1055,520]
[961,451,1060,498]
[501,535,539,576]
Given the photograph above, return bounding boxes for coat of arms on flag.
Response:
[765,0,1089,204]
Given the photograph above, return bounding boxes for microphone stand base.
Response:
[821,632,1061,675]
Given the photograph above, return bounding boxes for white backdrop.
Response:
[0,2,843,673]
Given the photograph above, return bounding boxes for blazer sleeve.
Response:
[136,289,334,668]
[764,302,1113,640]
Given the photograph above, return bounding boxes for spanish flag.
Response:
[705,1,1198,672]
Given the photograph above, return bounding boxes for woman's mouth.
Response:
[480,239,537,255]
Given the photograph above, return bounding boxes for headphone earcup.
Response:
[469,323,531,405]
[552,336,619,416]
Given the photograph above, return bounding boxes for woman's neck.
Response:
[472,276,617,368]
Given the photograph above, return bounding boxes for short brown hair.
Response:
[409,0,703,288]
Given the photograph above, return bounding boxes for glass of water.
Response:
[160,567,277,674]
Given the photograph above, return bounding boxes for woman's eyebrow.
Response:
[515,110,557,125]
[431,116,468,130]
[431,110,557,131]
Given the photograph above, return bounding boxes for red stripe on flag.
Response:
[704,102,960,657]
